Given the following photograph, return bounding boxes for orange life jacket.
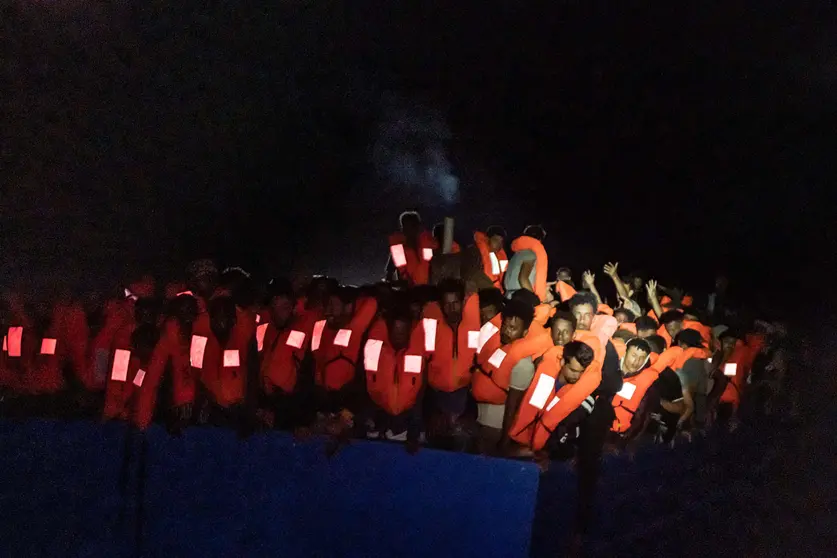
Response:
[509,236,548,302]
[612,337,627,360]
[389,231,436,286]
[509,330,604,450]
[422,294,481,392]
[103,324,154,422]
[260,315,311,395]
[23,324,64,395]
[312,297,378,391]
[683,320,711,346]
[521,304,556,360]
[363,318,426,415]
[611,367,660,433]
[474,313,503,362]
[618,322,638,335]
[88,298,134,391]
[471,336,538,405]
[0,317,37,392]
[473,231,509,288]
[597,304,614,316]
[555,281,577,303]
[190,307,256,407]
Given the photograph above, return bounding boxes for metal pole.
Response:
[442,217,454,254]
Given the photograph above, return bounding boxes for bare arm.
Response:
[519,260,535,293]
[603,262,631,302]
[678,384,694,428]
[582,270,602,305]
[646,279,665,319]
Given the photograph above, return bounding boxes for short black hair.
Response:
[674,328,704,349]
[522,224,547,241]
[550,310,577,330]
[612,328,636,343]
[635,316,658,331]
[658,310,685,327]
[502,299,535,330]
[614,307,636,322]
[265,278,295,304]
[511,288,541,309]
[644,334,667,354]
[568,291,598,312]
[437,278,465,301]
[332,286,359,305]
[486,225,507,240]
[478,288,505,310]
[399,210,421,228]
[563,340,595,369]
[626,338,652,355]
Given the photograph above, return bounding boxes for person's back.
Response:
[503,248,537,298]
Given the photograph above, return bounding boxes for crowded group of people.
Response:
[0,211,792,479]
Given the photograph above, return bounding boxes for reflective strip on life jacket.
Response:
[422,318,437,352]
[190,335,208,368]
[256,323,269,352]
[334,329,352,347]
[545,395,560,411]
[40,338,57,355]
[176,290,194,297]
[404,355,423,374]
[7,327,23,357]
[223,350,240,367]
[528,374,556,410]
[489,252,501,275]
[500,259,509,272]
[467,330,480,350]
[488,348,507,368]
[312,320,326,351]
[477,322,499,353]
[724,363,737,377]
[133,369,146,387]
[364,339,384,372]
[390,244,408,268]
[255,314,261,323]
[286,330,306,349]
[422,248,433,261]
[616,382,637,400]
[111,349,131,382]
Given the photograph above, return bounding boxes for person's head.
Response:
[186,259,219,300]
[568,292,598,332]
[675,328,704,350]
[387,305,413,351]
[612,328,636,344]
[550,310,577,347]
[500,299,534,345]
[486,225,507,252]
[622,338,652,375]
[408,285,436,321]
[265,278,296,329]
[613,307,636,325]
[306,276,339,310]
[522,224,547,242]
[719,329,740,358]
[629,273,645,294]
[438,278,465,325]
[325,286,357,329]
[659,310,685,339]
[560,340,595,384]
[478,288,505,324]
[510,288,541,310]
[399,211,422,238]
[556,267,573,284]
[644,334,666,355]
[220,266,256,310]
[209,296,237,344]
[635,316,658,338]
[134,298,159,328]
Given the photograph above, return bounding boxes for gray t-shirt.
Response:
[675,357,708,422]
[477,356,536,429]
[503,250,537,299]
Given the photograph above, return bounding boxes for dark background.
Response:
[3,1,835,313]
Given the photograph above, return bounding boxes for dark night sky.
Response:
[2,1,835,310]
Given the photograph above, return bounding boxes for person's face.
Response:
[721,336,737,358]
[665,320,683,338]
[637,327,656,339]
[480,303,500,325]
[622,345,649,374]
[270,295,294,329]
[715,275,728,292]
[557,270,572,283]
[210,304,235,336]
[551,318,575,347]
[571,303,595,332]
[403,219,421,239]
[441,292,463,325]
[389,319,411,350]
[631,277,644,292]
[500,315,528,345]
[614,310,630,325]
[325,296,351,328]
[560,357,587,384]
[489,235,504,253]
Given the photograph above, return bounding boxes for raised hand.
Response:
[582,270,596,289]
[645,279,658,301]
[603,262,619,277]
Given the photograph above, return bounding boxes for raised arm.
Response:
[645,279,665,319]
[603,262,631,302]
[582,270,602,305]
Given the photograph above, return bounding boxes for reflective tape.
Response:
[488,348,507,368]
[489,252,501,276]
[256,323,269,352]
[133,369,146,387]
[286,330,306,349]
[404,355,423,374]
[617,382,637,401]
[422,248,433,261]
[364,339,383,372]
[190,335,208,368]
[545,395,560,412]
[724,363,737,377]
[223,349,240,367]
[255,314,261,323]
[334,329,352,348]
[528,374,556,410]
[499,259,509,272]
[467,330,480,350]
[7,327,22,357]
[111,349,131,382]
[40,338,57,355]
[390,244,407,268]
[311,320,326,351]
[422,318,437,352]
[477,322,499,353]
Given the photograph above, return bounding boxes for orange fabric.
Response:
[431,238,461,254]
[363,319,426,415]
[597,304,614,316]
[612,337,627,360]
[618,322,638,335]
[389,231,436,286]
[102,324,154,422]
[510,236,548,302]
[127,277,155,299]
[260,315,313,395]
[720,340,750,409]
[471,334,543,405]
[683,320,711,346]
[681,295,694,306]
[87,298,134,391]
[473,231,508,288]
[611,367,660,433]
[313,297,378,391]
[423,295,481,392]
[591,315,619,348]
[474,313,503,364]
[657,325,673,348]
[555,281,577,303]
